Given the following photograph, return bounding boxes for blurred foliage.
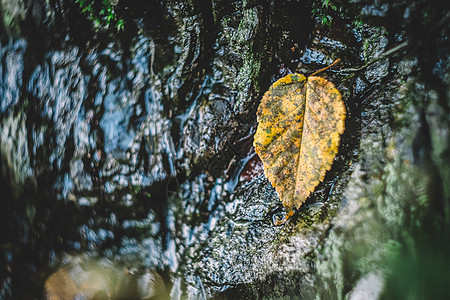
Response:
[311,0,344,25]
[76,0,124,30]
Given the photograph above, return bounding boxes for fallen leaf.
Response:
[254,73,345,211]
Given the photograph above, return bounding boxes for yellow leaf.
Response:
[254,74,346,211]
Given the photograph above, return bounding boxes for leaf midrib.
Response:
[294,78,311,204]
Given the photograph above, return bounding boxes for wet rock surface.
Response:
[1,0,450,299]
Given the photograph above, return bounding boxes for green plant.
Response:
[311,0,342,26]
[76,0,124,30]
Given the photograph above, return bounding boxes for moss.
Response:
[0,0,24,36]
[236,52,262,96]
[225,6,263,111]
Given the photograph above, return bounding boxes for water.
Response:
[0,1,273,298]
